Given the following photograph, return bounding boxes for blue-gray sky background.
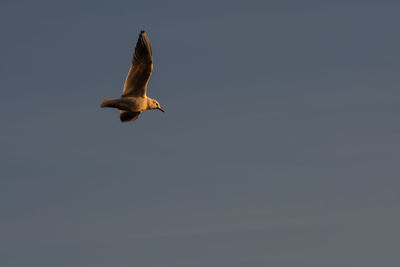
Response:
[1,1,400,266]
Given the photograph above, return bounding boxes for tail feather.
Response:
[101,98,117,108]
[101,98,132,110]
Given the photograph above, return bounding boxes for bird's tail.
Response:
[101,98,119,108]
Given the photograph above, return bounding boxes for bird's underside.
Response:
[101,30,160,123]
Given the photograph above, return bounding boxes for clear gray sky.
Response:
[1,0,400,266]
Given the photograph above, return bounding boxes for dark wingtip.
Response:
[140,30,145,34]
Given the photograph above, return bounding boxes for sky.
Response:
[1,0,400,266]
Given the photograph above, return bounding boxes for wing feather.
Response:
[121,31,153,97]
[120,111,141,122]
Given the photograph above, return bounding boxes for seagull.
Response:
[101,31,164,122]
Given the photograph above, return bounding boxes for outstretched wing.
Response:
[120,111,141,122]
[121,31,153,97]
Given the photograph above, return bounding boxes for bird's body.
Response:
[101,31,164,122]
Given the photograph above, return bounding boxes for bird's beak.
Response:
[158,107,165,112]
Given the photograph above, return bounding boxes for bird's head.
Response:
[148,98,165,112]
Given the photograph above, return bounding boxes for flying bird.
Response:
[101,31,164,122]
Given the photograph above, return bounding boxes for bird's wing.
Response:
[120,111,141,122]
[121,31,153,97]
